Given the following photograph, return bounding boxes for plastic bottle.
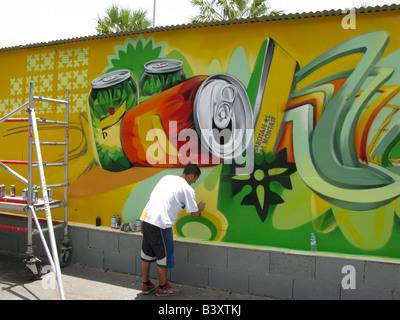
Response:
[310,232,317,252]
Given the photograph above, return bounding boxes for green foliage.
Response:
[96,4,152,34]
[190,0,284,22]
[104,36,166,86]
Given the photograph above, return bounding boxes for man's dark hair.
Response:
[183,164,201,177]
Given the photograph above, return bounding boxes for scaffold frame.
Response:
[0,82,70,300]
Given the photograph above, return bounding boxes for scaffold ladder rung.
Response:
[4,118,67,125]
[33,162,66,168]
[35,141,67,146]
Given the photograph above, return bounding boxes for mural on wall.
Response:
[84,30,400,258]
[1,15,400,260]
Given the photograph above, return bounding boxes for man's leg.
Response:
[155,228,179,296]
[157,266,167,286]
[141,260,151,283]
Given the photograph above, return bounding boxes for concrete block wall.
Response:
[2,217,400,299]
[66,225,400,300]
[0,214,63,257]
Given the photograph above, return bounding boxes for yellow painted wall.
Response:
[0,9,400,258]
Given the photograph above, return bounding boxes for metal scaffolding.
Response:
[0,82,70,300]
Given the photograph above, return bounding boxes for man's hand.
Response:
[198,201,206,212]
[191,201,206,218]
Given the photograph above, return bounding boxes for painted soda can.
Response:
[139,59,186,99]
[121,75,212,167]
[88,69,138,172]
[193,74,253,160]
[0,184,5,197]
[10,185,15,197]
[121,74,253,167]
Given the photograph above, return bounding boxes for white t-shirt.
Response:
[140,175,199,229]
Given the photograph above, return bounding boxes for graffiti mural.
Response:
[1,9,400,260]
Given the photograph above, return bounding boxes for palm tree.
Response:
[190,0,284,22]
[96,4,152,34]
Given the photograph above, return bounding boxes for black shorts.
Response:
[140,221,175,268]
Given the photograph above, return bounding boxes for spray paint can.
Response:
[22,188,28,200]
[111,215,116,229]
[33,190,38,203]
[116,215,121,229]
[47,188,52,201]
[96,216,101,227]
[0,184,5,197]
[10,185,15,197]
[135,219,142,232]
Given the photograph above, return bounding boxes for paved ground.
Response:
[0,249,271,301]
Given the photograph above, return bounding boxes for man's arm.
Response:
[191,201,206,218]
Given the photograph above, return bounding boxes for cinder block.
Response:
[71,245,103,269]
[208,266,249,294]
[341,284,394,300]
[189,243,228,269]
[31,227,63,258]
[88,229,118,252]
[316,256,365,288]
[249,273,293,299]
[364,261,400,289]
[270,251,315,279]
[174,241,189,263]
[228,247,269,274]
[293,277,340,300]
[0,230,20,252]
[104,250,136,274]
[68,226,88,249]
[170,261,209,287]
[393,289,400,300]
[118,233,142,255]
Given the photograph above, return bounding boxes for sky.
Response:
[0,0,397,48]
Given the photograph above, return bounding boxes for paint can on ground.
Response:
[116,215,121,229]
[135,219,141,231]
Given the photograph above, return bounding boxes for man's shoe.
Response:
[142,281,155,295]
[156,283,180,297]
